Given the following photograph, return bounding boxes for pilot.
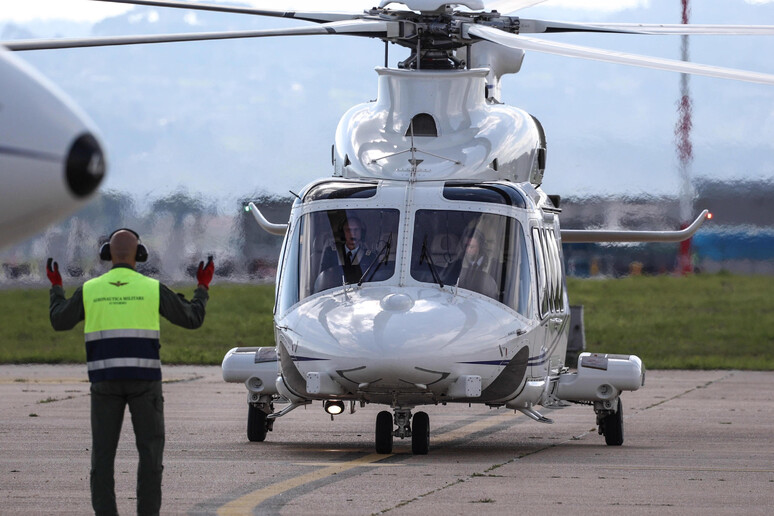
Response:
[341,216,369,268]
[457,231,499,299]
[317,216,374,288]
[46,228,214,516]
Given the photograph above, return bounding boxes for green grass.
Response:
[2,274,773,369]
[567,274,774,370]
[0,283,275,365]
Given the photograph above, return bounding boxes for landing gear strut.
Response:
[374,409,430,455]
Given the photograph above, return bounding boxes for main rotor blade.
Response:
[89,0,362,23]
[517,19,643,34]
[466,24,774,86]
[580,23,774,35]
[4,20,391,51]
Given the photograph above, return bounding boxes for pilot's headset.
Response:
[99,228,149,262]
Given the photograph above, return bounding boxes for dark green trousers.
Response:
[90,380,164,516]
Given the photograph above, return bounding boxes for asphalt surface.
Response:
[1,365,773,515]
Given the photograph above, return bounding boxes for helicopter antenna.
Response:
[408,119,419,182]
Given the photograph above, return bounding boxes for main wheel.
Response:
[601,398,624,446]
[375,411,393,454]
[411,411,430,455]
[247,404,268,442]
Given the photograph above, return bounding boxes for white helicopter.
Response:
[0,46,106,249]
[6,0,773,454]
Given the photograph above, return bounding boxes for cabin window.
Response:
[277,221,300,315]
[405,113,438,137]
[531,227,566,318]
[546,229,566,312]
[532,227,549,318]
[280,208,400,304]
[546,229,564,310]
[410,210,532,317]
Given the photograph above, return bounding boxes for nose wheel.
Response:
[374,409,430,455]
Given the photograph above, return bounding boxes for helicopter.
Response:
[5,0,773,454]
[0,46,105,249]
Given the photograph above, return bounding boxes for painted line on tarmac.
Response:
[432,412,514,445]
[216,453,387,516]
[216,411,517,516]
[293,461,405,467]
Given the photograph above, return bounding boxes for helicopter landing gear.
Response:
[411,411,430,455]
[375,411,393,454]
[374,409,430,455]
[596,397,624,446]
[247,398,274,442]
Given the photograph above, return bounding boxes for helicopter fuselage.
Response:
[272,177,569,409]
[222,66,644,452]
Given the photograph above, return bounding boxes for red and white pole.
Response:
[676,0,695,274]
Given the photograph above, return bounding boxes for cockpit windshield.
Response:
[292,208,400,300]
[411,210,533,317]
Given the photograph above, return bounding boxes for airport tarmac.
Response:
[1,365,773,515]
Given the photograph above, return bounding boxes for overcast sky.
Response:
[2,1,626,22]
[7,0,765,23]
[3,0,774,205]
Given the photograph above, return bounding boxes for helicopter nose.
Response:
[295,287,515,386]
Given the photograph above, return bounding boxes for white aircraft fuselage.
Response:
[0,47,105,249]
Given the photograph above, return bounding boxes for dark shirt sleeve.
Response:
[159,283,208,329]
[49,285,85,331]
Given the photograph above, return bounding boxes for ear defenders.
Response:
[99,228,149,262]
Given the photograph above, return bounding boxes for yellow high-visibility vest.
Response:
[83,267,161,382]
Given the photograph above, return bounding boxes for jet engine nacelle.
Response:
[0,47,105,249]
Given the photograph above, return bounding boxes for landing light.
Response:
[324,400,345,415]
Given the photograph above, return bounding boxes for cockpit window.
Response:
[289,208,400,301]
[411,210,533,317]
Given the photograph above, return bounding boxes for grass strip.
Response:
[1,274,772,369]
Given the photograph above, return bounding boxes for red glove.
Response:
[46,258,62,287]
[197,256,214,289]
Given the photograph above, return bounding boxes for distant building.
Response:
[560,180,774,276]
